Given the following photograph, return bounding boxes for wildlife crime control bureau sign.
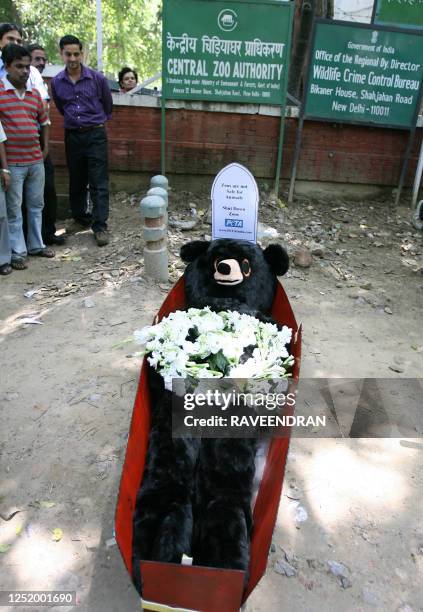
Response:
[162,0,293,105]
[373,0,423,30]
[304,20,423,129]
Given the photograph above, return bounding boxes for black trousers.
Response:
[42,154,58,239]
[22,154,58,241]
[65,126,109,232]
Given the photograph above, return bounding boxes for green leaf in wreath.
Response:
[209,350,230,375]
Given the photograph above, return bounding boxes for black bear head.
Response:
[180,239,289,314]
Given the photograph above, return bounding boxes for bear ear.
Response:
[180,240,211,263]
[263,244,290,276]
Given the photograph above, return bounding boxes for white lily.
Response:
[134,308,294,385]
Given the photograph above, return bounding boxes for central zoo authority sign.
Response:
[162,0,293,105]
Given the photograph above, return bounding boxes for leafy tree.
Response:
[2,0,162,81]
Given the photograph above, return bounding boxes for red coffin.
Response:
[115,276,302,611]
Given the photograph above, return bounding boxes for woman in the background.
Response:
[118,67,138,93]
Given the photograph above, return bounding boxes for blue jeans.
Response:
[6,163,45,260]
[0,186,11,266]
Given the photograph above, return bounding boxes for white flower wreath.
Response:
[134,307,294,390]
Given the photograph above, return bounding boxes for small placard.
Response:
[211,163,259,242]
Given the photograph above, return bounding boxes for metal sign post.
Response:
[161,94,166,175]
[287,112,305,205]
[411,136,423,210]
[274,6,294,195]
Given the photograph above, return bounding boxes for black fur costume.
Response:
[132,239,289,592]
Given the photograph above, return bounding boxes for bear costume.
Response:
[132,238,289,593]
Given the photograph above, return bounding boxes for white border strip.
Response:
[140,598,199,612]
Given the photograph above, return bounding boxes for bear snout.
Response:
[217,261,231,275]
[214,258,243,285]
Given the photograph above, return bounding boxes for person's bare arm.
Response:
[37,92,50,161]
[0,142,10,191]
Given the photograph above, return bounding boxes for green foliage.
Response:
[3,0,162,81]
[208,350,230,376]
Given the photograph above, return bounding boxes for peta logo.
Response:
[225,218,243,228]
[218,9,238,32]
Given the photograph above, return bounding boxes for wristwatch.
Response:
[0,168,11,174]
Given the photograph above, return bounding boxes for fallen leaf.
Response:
[24,290,38,298]
[40,501,56,509]
[106,537,116,548]
[111,337,132,349]
[0,544,11,553]
[15,525,23,536]
[52,528,63,542]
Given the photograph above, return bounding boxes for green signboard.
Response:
[373,0,423,30]
[304,20,423,129]
[162,0,294,105]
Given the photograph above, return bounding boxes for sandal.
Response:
[11,259,28,270]
[29,247,55,258]
[0,263,13,276]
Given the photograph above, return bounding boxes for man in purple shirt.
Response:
[51,35,113,246]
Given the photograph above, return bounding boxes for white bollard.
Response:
[147,186,168,205]
[140,195,169,282]
[147,187,168,225]
[150,175,169,191]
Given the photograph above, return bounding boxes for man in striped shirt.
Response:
[0,44,54,266]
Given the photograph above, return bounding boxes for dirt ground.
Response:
[1,185,422,612]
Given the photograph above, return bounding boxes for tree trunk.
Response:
[288,0,316,100]
[288,0,334,101]
[326,0,334,19]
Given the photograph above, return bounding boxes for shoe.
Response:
[412,200,423,230]
[74,216,92,228]
[94,230,109,247]
[0,263,13,276]
[44,234,66,246]
[28,247,55,258]
[11,258,28,270]
[67,218,92,234]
